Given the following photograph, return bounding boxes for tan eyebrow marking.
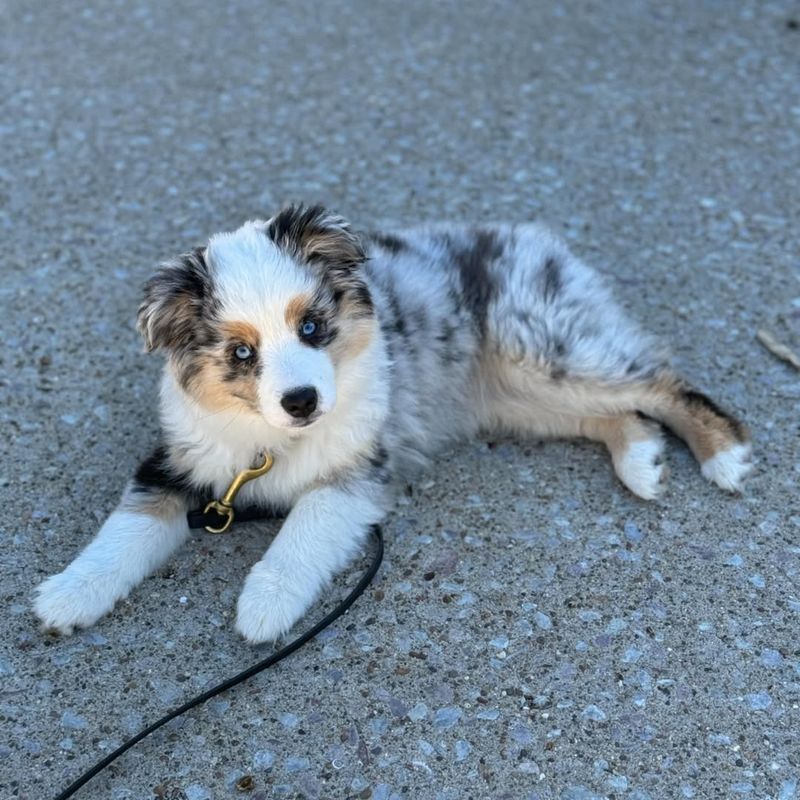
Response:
[285,294,311,329]
[220,321,260,347]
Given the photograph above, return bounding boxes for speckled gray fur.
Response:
[365,223,666,475]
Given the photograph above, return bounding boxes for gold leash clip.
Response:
[203,452,274,533]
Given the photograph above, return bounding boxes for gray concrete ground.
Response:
[1,0,799,798]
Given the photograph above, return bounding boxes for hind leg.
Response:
[639,375,752,492]
[478,223,751,492]
[581,414,667,500]
[482,362,751,494]
[486,403,667,500]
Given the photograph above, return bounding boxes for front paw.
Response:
[235,563,315,644]
[33,571,118,635]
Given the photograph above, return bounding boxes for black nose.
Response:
[280,386,318,419]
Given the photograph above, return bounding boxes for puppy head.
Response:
[138,205,375,430]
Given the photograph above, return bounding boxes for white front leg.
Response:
[236,482,386,643]
[33,487,189,634]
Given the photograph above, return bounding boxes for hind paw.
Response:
[701,443,753,492]
[615,438,668,500]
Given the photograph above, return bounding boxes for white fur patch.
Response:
[33,509,189,635]
[701,443,753,492]
[235,484,384,643]
[615,438,667,500]
[235,563,312,643]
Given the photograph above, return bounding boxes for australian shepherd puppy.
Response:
[34,205,752,643]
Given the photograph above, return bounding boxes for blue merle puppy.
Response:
[34,205,752,642]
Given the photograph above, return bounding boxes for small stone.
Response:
[534,611,552,630]
[623,520,643,542]
[605,617,627,635]
[434,707,462,729]
[759,513,779,535]
[236,775,255,792]
[253,750,275,770]
[622,647,641,663]
[581,705,607,723]
[747,692,772,710]
[81,631,108,645]
[509,722,534,745]
[708,733,731,746]
[418,739,435,756]
[209,699,230,717]
[697,621,714,633]
[60,711,88,730]
[564,787,603,800]
[387,697,408,717]
[455,740,471,761]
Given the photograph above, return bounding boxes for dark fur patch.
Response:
[138,248,219,352]
[446,230,503,337]
[384,279,409,340]
[222,354,261,382]
[626,359,658,380]
[368,444,389,469]
[133,446,197,496]
[176,357,204,391]
[267,204,366,270]
[681,388,748,441]
[302,283,344,349]
[437,323,454,344]
[368,232,408,255]
[361,443,391,484]
[301,319,339,349]
[541,257,563,304]
[268,204,373,322]
[352,284,373,312]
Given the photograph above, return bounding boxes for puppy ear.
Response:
[137,247,213,352]
[267,204,366,271]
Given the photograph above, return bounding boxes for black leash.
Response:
[53,522,384,800]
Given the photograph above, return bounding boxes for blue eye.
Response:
[300,320,317,337]
[234,344,253,361]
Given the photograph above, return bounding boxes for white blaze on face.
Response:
[206,221,338,429]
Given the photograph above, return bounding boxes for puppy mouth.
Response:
[288,411,324,429]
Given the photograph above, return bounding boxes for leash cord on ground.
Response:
[53,524,384,800]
